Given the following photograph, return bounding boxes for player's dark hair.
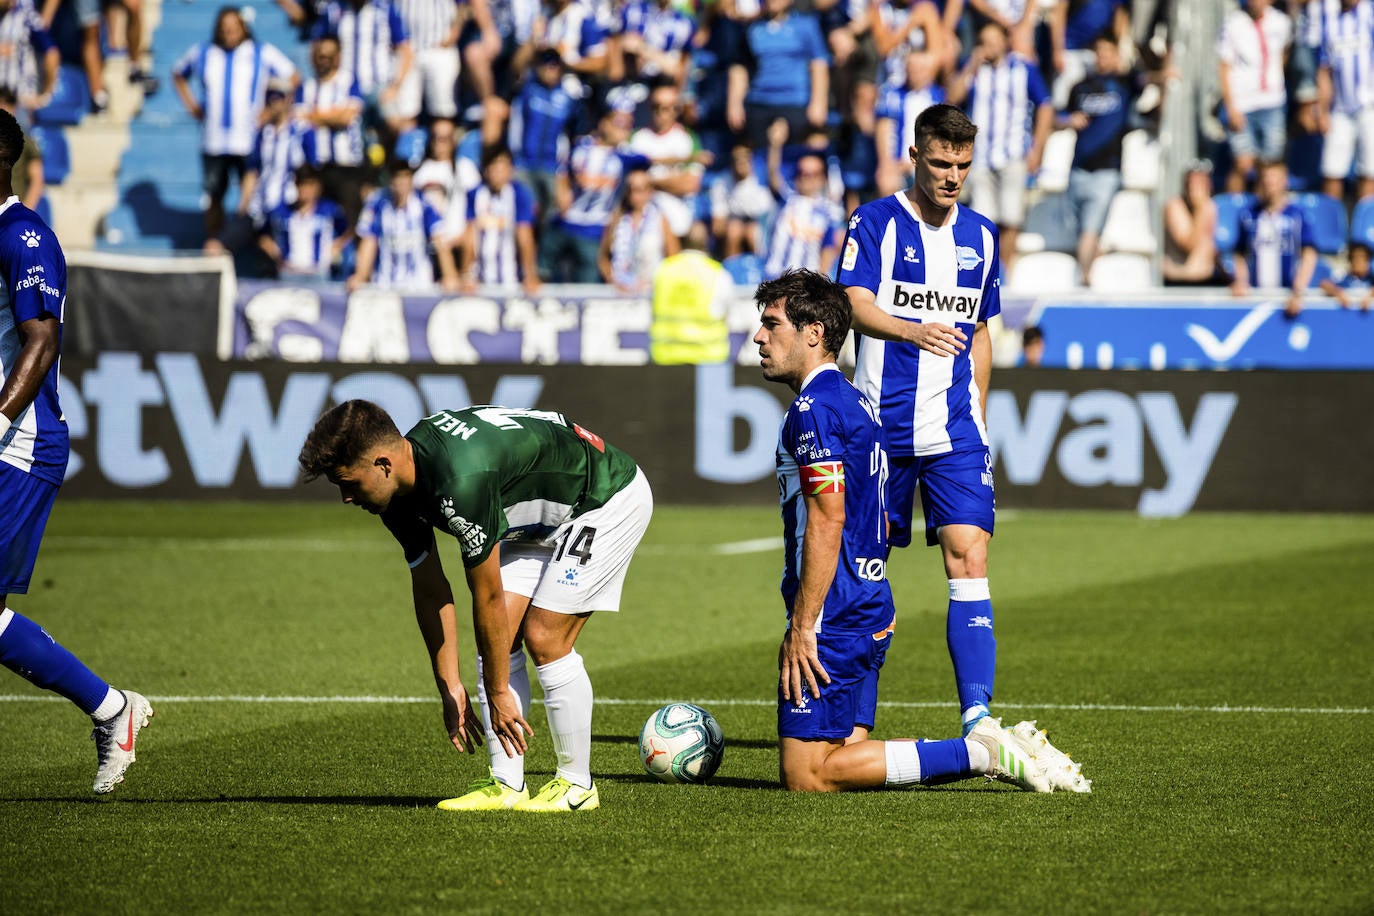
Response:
[754,268,851,357]
[480,141,513,170]
[0,109,25,170]
[913,103,978,154]
[1022,325,1044,347]
[298,399,403,481]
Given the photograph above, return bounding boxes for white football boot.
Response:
[968,715,1053,793]
[91,690,154,794]
[1010,720,1092,793]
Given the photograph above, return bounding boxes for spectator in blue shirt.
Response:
[510,47,577,235]
[1319,241,1374,309]
[259,165,350,280]
[726,0,831,148]
[1060,32,1135,281]
[1231,159,1318,317]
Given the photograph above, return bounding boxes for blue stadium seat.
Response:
[722,252,764,286]
[34,65,89,126]
[31,127,69,185]
[1293,192,1348,255]
[1213,192,1254,254]
[1350,196,1374,250]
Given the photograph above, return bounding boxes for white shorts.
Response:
[408,46,461,119]
[500,468,653,614]
[1321,108,1374,179]
[968,161,1028,228]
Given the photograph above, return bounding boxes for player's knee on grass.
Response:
[779,738,848,792]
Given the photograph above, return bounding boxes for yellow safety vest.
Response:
[650,251,730,364]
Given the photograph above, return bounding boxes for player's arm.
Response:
[972,320,991,421]
[464,548,534,756]
[783,486,842,703]
[0,315,58,435]
[845,284,967,356]
[347,234,377,291]
[408,541,485,754]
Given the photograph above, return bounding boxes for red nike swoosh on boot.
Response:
[116,710,136,752]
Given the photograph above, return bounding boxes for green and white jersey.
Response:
[382,406,639,568]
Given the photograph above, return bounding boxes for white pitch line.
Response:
[0,695,1365,715]
[45,536,787,555]
[710,537,784,555]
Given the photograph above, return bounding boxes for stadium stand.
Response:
[1350,197,1374,251]
[1212,192,1254,255]
[1088,251,1154,291]
[97,0,303,251]
[1292,192,1348,257]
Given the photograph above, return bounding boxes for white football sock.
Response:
[884,740,923,786]
[90,687,125,722]
[535,650,594,789]
[965,736,992,774]
[476,649,529,790]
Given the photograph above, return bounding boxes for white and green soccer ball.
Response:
[639,703,725,784]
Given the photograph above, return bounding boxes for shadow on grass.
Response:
[593,732,775,750]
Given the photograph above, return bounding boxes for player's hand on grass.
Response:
[779,626,830,704]
[487,686,534,758]
[441,685,485,754]
[909,321,967,357]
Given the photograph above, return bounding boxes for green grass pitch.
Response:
[1,502,1371,914]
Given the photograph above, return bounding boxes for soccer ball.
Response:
[638,703,725,784]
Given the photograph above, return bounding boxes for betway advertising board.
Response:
[54,355,1374,514]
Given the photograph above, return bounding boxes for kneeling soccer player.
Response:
[298,400,653,811]
[755,269,1052,792]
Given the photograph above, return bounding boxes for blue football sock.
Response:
[0,609,110,715]
[947,578,996,717]
[915,737,973,784]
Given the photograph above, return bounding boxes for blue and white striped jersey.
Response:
[296,71,366,167]
[267,199,349,278]
[466,179,535,285]
[835,194,1001,457]
[173,40,297,156]
[963,53,1049,171]
[357,188,445,288]
[545,0,607,65]
[0,4,53,100]
[775,364,894,635]
[555,138,649,240]
[1237,202,1315,289]
[0,198,66,485]
[876,83,945,162]
[396,0,460,50]
[1316,0,1374,115]
[764,190,844,280]
[490,0,542,43]
[617,1,694,76]
[312,0,410,95]
[247,120,306,220]
[606,199,668,290]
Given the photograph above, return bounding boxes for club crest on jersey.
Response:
[439,497,487,556]
[954,246,983,271]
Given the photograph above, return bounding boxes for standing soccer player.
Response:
[0,109,153,794]
[834,102,1005,741]
[754,268,1054,794]
[298,400,654,812]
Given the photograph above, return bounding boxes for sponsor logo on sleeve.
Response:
[842,236,859,271]
[439,497,488,556]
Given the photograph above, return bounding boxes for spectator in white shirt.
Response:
[1217,0,1293,192]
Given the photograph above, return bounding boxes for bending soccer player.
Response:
[0,109,153,794]
[754,268,1057,793]
[298,401,653,812]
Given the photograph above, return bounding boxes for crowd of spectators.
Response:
[157,0,1173,294]
[1169,0,1374,315]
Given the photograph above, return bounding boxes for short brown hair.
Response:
[913,103,978,154]
[298,399,402,481]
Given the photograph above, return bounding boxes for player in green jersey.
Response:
[299,400,654,812]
